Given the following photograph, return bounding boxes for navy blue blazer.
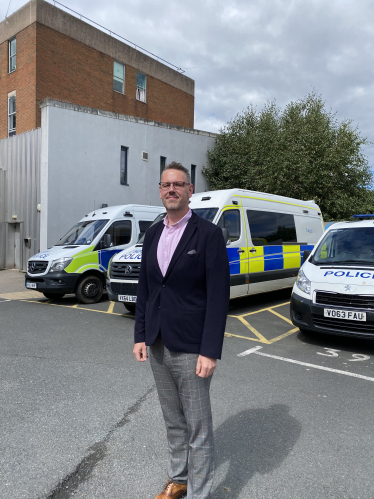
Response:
[134,210,230,359]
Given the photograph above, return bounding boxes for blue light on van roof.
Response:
[352,214,374,219]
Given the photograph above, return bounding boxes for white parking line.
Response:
[0,299,11,303]
[238,346,374,382]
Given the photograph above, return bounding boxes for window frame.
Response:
[8,92,16,137]
[160,156,166,178]
[113,61,125,94]
[136,72,147,103]
[217,209,241,242]
[9,37,16,73]
[120,146,128,185]
[191,164,196,193]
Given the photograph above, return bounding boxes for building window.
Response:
[160,156,166,178]
[8,93,16,137]
[136,72,146,102]
[113,61,125,93]
[191,165,196,193]
[120,146,128,185]
[9,38,16,72]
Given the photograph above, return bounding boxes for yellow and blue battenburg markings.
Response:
[226,245,314,276]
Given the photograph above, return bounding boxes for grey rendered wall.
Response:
[0,129,41,270]
[41,101,215,249]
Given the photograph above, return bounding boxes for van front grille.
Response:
[28,261,48,274]
[312,314,374,334]
[110,262,141,280]
[316,291,374,310]
[111,282,138,296]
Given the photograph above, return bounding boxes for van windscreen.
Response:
[193,208,218,222]
[56,219,109,246]
[312,227,374,265]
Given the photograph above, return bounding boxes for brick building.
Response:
[0,0,195,139]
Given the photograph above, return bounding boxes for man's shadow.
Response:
[212,405,301,498]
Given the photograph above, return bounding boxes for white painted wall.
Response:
[41,100,216,249]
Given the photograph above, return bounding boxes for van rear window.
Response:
[247,210,297,246]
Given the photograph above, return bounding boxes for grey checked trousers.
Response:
[150,336,214,499]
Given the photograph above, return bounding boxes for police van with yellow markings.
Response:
[107,189,323,313]
[291,215,374,339]
[25,204,163,303]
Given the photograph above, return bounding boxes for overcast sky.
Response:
[3,0,374,168]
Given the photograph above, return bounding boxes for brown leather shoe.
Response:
[155,479,187,499]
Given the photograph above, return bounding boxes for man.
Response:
[133,162,230,499]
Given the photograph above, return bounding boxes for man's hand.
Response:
[133,342,148,362]
[196,355,217,378]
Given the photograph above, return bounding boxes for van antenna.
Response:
[93,200,96,215]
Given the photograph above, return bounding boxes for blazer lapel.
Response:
[150,221,165,280]
[163,212,198,281]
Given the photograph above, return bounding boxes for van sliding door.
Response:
[246,210,300,292]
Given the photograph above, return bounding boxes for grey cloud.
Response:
[3,0,374,167]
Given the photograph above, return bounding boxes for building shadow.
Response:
[212,404,301,498]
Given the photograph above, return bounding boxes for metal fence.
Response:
[0,129,41,270]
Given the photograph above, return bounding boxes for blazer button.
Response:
[162,284,166,288]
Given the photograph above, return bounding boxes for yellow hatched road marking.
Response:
[21,300,125,316]
[268,328,299,344]
[236,316,270,344]
[71,303,80,308]
[268,308,293,325]
[228,301,290,318]
[106,301,115,314]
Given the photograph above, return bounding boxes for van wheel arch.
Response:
[75,270,105,304]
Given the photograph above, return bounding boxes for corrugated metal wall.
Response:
[0,129,41,270]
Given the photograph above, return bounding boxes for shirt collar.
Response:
[164,208,192,229]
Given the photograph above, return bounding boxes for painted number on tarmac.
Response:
[317,348,370,362]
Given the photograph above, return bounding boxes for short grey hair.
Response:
[162,161,191,183]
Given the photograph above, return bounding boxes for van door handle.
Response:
[249,248,256,253]
[237,249,244,254]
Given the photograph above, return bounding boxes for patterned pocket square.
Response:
[187,249,197,255]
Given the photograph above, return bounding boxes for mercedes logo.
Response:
[124,265,132,275]
[29,262,36,272]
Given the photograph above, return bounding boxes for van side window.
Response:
[138,220,153,240]
[247,210,297,246]
[104,221,132,246]
[217,210,241,242]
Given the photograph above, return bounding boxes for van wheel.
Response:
[76,275,103,304]
[42,292,65,300]
[124,303,136,314]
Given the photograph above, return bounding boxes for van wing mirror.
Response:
[303,250,312,263]
[221,228,230,246]
[102,233,112,249]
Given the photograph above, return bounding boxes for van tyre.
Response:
[124,303,136,314]
[42,292,65,300]
[76,275,103,304]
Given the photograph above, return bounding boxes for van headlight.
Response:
[296,268,311,295]
[107,255,114,280]
[50,258,72,272]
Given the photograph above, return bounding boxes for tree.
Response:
[203,92,373,220]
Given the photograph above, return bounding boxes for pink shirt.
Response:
[157,209,192,276]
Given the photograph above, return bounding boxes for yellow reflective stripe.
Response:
[235,194,319,211]
[283,244,301,269]
[248,246,264,273]
[76,264,102,274]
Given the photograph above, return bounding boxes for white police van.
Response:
[25,205,163,303]
[291,215,374,338]
[107,189,324,313]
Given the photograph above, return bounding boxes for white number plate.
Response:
[324,309,366,321]
[118,295,137,303]
[26,282,37,289]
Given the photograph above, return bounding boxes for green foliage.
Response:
[203,92,373,220]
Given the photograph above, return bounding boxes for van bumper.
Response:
[106,281,118,302]
[25,271,79,294]
[290,292,374,339]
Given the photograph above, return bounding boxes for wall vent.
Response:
[142,151,149,161]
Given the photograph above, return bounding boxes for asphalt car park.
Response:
[2,289,374,498]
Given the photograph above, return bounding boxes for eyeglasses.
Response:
[159,181,190,190]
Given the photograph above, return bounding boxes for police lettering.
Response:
[323,271,373,278]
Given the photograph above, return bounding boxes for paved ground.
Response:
[1,283,374,499]
[0,269,40,300]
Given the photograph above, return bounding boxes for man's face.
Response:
[159,169,193,212]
